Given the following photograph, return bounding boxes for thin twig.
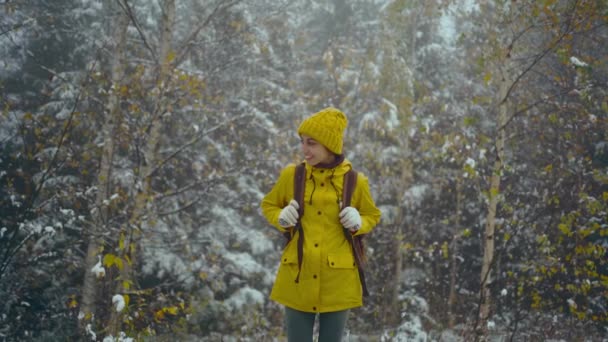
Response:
[175,0,243,66]
[116,0,158,62]
[147,112,252,178]
[500,0,580,105]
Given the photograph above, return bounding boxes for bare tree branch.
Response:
[157,187,211,217]
[0,232,36,278]
[116,0,158,62]
[174,0,243,66]
[0,18,34,37]
[500,0,580,105]
[147,112,252,178]
[498,86,576,132]
[37,64,105,106]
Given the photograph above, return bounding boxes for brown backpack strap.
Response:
[341,169,369,297]
[294,163,306,218]
[342,169,357,207]
[291,163,306,283]
[284,163,306,243]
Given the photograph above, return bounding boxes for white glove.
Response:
[339,207,361,232]
[278,200,300,228]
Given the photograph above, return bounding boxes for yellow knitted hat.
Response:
[298,107,348,155]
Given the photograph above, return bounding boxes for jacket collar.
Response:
[303,155,352,177]
[314,154,344,169]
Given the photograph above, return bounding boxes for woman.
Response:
[261,107,381,341]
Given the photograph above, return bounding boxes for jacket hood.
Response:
[303,157,353,177]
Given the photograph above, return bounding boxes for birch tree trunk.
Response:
[448,177,462,328]
[79,5,129,336]
[477,64,509,340]
[107,0,175,335]
[382,210,403,327]
[391,230,403,324]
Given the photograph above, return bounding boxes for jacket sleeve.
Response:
[260,164,296,233]
[352,173,381,236]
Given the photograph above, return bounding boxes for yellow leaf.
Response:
[531,291,541,309]
[558,224,571,236]
[68,298,78,308]
[123,295,130,307]
[122,280,132,290]
[532,6,540,17]
[165,306,178,315]
[115,258,124,271]
[103,254,116,267]
[441,242,449,259]
[166,51,176,63]
[119,233,125,250]
[548,113,559,124]
[483,72,492,85]
[400,242,413,250]
[155,310,165,322]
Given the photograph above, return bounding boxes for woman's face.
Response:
[300,134,335,166]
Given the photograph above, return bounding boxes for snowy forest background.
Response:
[1,0,607,341]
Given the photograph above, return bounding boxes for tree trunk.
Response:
[448,177,462,328]
[392,230,402,323]
[383,223,403,327]
[79,5,128,335]
[409,7,417,80]
[478,64,509,340]
[107,0,175,335]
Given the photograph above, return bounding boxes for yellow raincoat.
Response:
[261,159,381,313]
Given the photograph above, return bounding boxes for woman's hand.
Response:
[339,207,361,232]
[278,200,300,227]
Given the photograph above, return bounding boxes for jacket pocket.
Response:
[281,244,298,265]
[327,252,355,269]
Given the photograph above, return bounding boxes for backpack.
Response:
[284,162,369,297]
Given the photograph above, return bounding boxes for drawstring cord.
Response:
[329,168,341,206]
[308,167,341,206]
[308,170,316,205]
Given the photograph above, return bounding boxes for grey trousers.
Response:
[284,307,350,342]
